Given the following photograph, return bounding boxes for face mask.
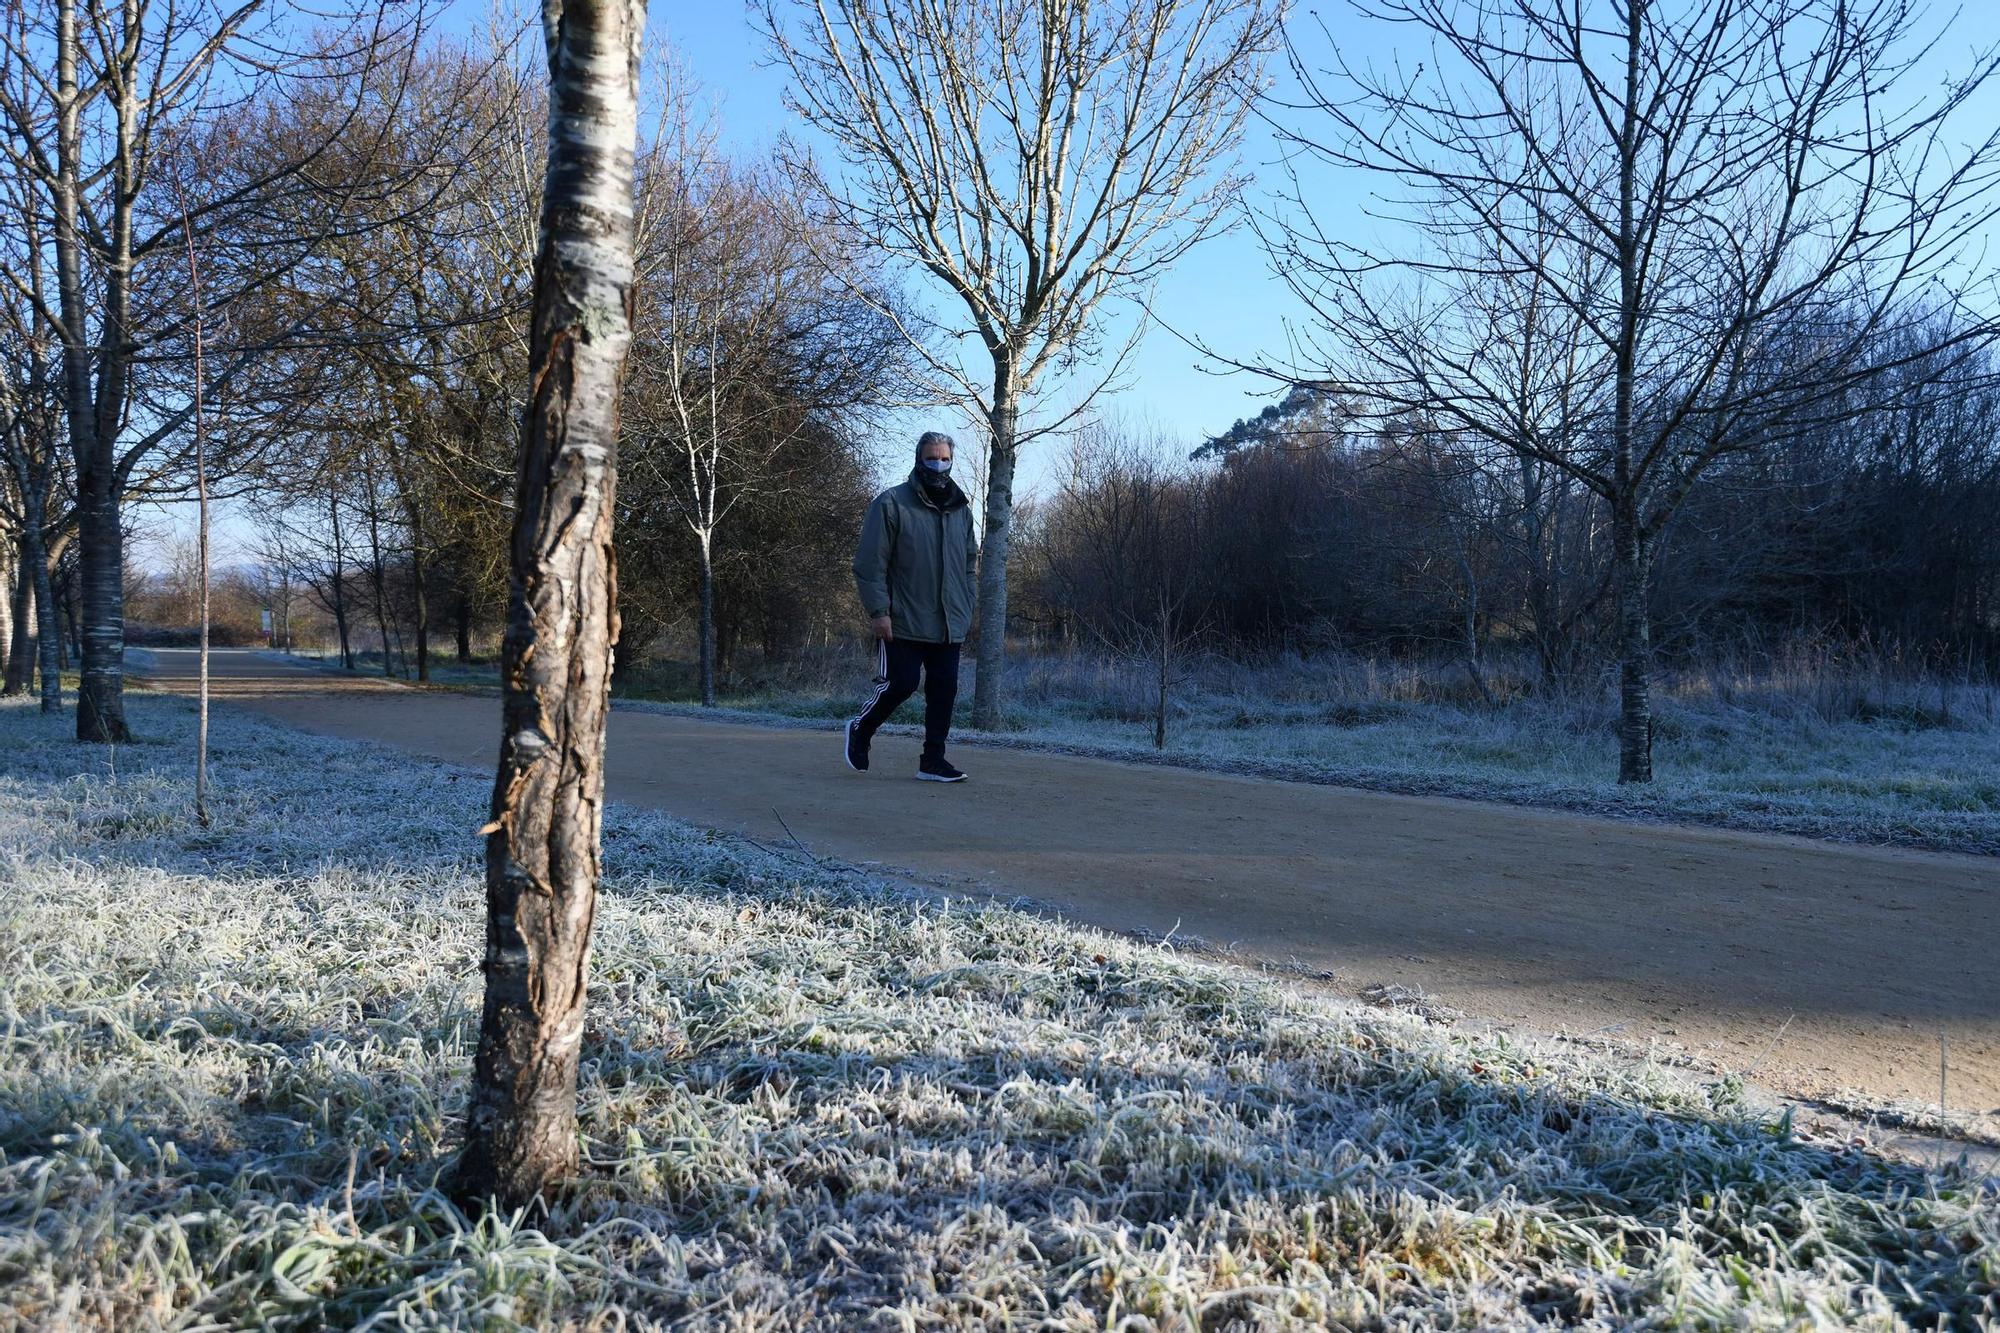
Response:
[919,458,951,476]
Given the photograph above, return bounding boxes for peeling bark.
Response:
[456,0,644,1210]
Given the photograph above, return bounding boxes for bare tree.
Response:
[1265,0,2000,780]
[228,41,541,682]
[456,0,645,1208]
[1037,427,1211,747]
[761,0,1278,727]
[353,446,406,677]
[625,145,906,705]
[252,494,358,666]
[328,51,543,681]
[0,0,438,741]
[243,522,303,653]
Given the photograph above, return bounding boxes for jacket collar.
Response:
[908,467,969,511]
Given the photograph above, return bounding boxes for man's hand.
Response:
[871,614,893,641]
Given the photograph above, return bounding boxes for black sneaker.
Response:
[844,718,870,772]
[917,755,966,783]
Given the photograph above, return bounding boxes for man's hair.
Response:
[916,431,955,460]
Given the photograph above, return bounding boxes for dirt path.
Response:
[147,649,1999,1133]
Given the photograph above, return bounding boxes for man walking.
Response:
[846,431,978,781]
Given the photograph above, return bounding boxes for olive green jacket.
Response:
[852,471,979,644]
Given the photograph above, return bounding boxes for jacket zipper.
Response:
[936,506,948,635]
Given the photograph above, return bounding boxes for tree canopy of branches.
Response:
[761,0,1279,727]
[237,36,550,681]
[1263,0,2000,780]
[224,36,896,700]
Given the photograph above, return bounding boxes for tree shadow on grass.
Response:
[4,920,1994,1328]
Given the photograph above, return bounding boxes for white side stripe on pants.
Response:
[851,638,891,729]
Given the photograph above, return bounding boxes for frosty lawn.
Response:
[2,695,1993,1328]
[626,649,2000,856]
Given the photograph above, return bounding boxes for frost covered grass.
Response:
[285,649,501,689]
[3,695,1995,1329]
[633,645,2000,855]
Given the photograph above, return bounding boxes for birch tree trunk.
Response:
[73,495,126,739]
[1610,3,1647,784]
[697,536,716,708]
[970,374,1018,728]
[55,0,132,742]
[457,0,643,1209]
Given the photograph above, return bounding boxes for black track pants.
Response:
[852,638,960,760]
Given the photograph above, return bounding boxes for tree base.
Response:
[76,692,131,744]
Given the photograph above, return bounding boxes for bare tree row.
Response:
[1023,333,2000,762]
[0,0,488,739]
[1257,0,2000,780]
